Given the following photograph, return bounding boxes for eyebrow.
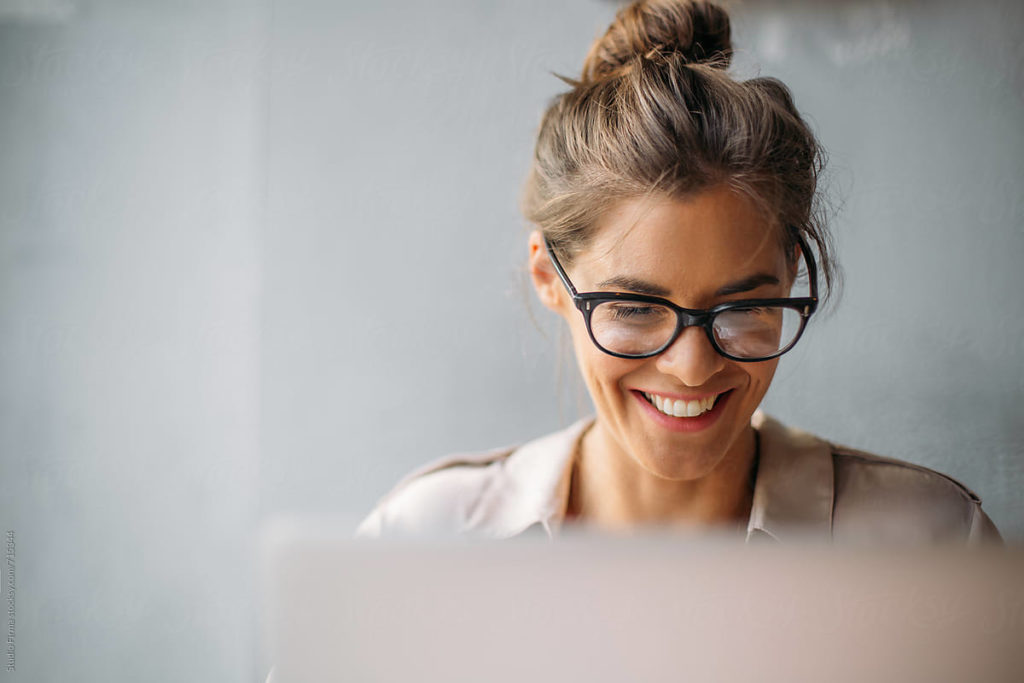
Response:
[714,273,781,297]
[595,276,671,296]
[595,273,781,298]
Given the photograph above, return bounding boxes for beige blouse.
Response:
[356,411,1002,544]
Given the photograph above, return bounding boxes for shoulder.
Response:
[752,412,1001,545]
[354,418,591,539]
[354,445,516,539]
[827,442,1002,544]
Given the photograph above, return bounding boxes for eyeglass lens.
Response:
[589,301,803,359]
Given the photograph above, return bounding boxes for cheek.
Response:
[738,359,779,404]
[565,318,637,401]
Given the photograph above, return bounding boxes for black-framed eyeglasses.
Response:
[544,233,819,362]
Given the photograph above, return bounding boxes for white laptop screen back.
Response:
[262,523,1023,683]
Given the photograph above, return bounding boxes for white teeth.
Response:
[643,391,721,418]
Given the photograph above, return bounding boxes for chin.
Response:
[620,392,751,481]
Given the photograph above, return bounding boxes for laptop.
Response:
[260,518,1023,683]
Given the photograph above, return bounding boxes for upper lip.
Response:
[634,388,731,401]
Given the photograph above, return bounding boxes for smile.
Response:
[641,391,720,418]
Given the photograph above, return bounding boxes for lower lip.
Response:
[631,389,733,433]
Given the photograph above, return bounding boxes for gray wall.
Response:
[0,1,1020,681]
[0,1,267,681]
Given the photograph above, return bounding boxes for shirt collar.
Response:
[480,411,834,542]
[480,417,591,539]
[747,410,834,542]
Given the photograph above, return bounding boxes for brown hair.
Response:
[521,0,838,300]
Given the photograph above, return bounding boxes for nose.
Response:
[653,325,727,387]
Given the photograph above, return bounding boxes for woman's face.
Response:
[530,184,794,481]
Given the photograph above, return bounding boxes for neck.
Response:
[567,421,758,532]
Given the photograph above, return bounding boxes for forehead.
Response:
[576,186,785,290]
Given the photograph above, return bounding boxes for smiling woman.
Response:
[355,0,1001,544]
[536,189,799,525]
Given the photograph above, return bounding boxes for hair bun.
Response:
[581,0,732,83]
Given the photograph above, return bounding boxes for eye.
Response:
[610,304,656,318]
[600,302,673,324]
[726,306,770,315]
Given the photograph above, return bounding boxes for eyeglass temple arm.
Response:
[542,236,579,297]
[793,231,820,314]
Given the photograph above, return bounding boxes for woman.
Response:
[356,0,1001,544]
